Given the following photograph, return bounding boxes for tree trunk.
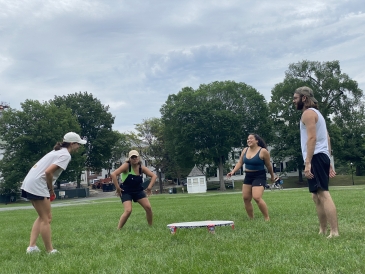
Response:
[219,156,226,191]
[298,168,303,183]
[76,172,81,188]
[356,165,361,176]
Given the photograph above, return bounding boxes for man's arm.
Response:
[302,109,317,164]
[327,132,337,178]
[327,132,332,157]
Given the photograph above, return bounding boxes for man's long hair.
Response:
[294,92,319,110]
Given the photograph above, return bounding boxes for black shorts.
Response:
[120,190,147,203]
[21,189,49,200]
[308,153,330,193]
[243,170,267,187]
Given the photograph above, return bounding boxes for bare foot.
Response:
[318,230,326,235]
[327,233,339,239]
[264,218,270,222]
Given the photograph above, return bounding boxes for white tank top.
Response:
[300,108,330,161]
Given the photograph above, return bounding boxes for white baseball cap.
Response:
[128,150,139,158]
[63,132,87,144]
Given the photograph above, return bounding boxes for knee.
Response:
[144,205,152,213]
[123,209,132,216]
[253,197,262,203]
[39,214,52,224]
[243,196,252,203]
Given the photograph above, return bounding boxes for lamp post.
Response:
[350,163,354,185]
[158,168,163,194]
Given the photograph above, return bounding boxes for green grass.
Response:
[225,174,365,191]
[1,186,365,273]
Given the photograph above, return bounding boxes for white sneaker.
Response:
[48,249,59,254]
[26,246,40,254]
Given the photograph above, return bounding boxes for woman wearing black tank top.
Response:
[111,150,157,230]
[227,134,275,221]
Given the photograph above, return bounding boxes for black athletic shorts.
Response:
[243,170,267,187]
[120,190,147,203]
[308,153,330,193]
[21,189,49,200]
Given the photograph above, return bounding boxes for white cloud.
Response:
[0,0,364,133]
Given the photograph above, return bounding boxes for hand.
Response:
[49,188,55,195]
[226,172,233,179]
[329,165,336,178]
[304,162,314,179]
[115,187,123,196]
[145,188,152,197]
[270,175,275,183]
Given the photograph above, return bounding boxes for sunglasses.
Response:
[130,155,138,159]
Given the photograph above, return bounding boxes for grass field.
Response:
[1,184,365,273]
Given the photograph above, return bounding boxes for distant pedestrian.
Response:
[293,86,339,238]
[21,132,87,254]
[227,134,275,221]
[111,150,157,229]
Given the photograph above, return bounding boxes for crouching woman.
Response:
[111,150,157,229]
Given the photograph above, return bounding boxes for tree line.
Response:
[0,60,364,194]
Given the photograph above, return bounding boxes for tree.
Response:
[108,131,131,173]
[333,105,365,175]
[269,60,364,181]
[161,81,271,190]
[0,100,81,195]
[133,118,190,186]
[52,92,116,186]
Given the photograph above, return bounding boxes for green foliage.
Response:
[133,118,191,181]
[51,92,116,173]
[0,100,81,195]
[333,105,365,175]
[109,131,131,170]
[1,187,365,273]
[161,81,271,189]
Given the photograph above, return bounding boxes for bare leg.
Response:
[252,186,270,221]
[29,217,41,246]
[316,190,339,238]
[312,193,327,235]
[31,199,53,252]
[118,201,132,230]
[137,198,153,226]
[242,184,254,219]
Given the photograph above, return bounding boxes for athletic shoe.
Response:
[26,246,40,254]
[48,249,59,254]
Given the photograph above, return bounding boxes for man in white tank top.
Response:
[293,86,339,238]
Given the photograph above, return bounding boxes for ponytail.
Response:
[54,142,71,151]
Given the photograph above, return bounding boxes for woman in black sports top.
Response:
[111,150,157,230]
[227,134,275,221]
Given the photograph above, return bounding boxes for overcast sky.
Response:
[1,0,364,133]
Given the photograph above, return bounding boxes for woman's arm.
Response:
[261,149,275,183]
[227,148,246,178]
[111,163,129,195]
[44,164,61,195]
[142,167,158,195]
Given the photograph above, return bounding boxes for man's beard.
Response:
[296,101,304,110]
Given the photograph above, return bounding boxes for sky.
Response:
[0,0,364,133]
